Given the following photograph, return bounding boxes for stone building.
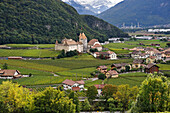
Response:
[55,38,83,52]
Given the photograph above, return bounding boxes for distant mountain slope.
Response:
[0,0,128,44]
[62,0,123,15]
[98,0,170,27]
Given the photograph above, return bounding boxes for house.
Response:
[94,84,105,96]
[88,39,102,51]
[130,47,144,51]
[62,79,85,91]
[146,56,156,64]
[144,63,159,73]
[132,59,144,69]
[131,51,142,59]
[93,51,117,60]
[145,48,161,56]
[0,70,22,79]
[138,53,150,59]
[97,66,108,73]
[106,70,119,78]
[111,63,130,72]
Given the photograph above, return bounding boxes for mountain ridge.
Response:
[62,0,123,15]
[98,0,170,27]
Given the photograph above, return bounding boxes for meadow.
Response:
[6,44,55,48]
[0,49,60,58]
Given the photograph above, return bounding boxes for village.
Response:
[0,33,169,96]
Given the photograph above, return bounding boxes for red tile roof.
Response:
[72,87,80,91]
[0,70,21,77]
[76,80,85,85]
[79,33,87,40]
[107,70,118,75]
[88,39,99,46]
[62,79,75,86]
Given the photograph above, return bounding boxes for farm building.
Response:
[0,70,22,79]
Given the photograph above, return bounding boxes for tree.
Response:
[34,87,76,113]
[125,65,130,72]
[120,38,124,41]
[102,84,117,100]
[0,81,35,113]
[2,63,8,69]
[98,73,106,80]
[113,85,138,111]
[83,98,91,111]
[68,91,80,113]
[86,86,98,102]
[131,74,169,112]
[167,43,170,47]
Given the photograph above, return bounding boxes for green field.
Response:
[0,54,134,86]
[85,79,103,87]
[104,77,146,87]
[6,44,55,48]
[157,64,170,70]
[0,49,60,58]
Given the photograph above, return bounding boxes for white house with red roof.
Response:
[88,39,102,51]
[93,51,117,60]
[62,79,85,91]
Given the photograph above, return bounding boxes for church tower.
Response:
[79,33,87,52]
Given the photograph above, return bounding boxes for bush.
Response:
[98,73,106,80]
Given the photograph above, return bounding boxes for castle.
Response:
[55,33,102,52]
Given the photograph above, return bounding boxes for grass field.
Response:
[0,49,60,58]
[85,79,103,87]
[157,64,170,70]
[104,77,146,87]
[6,44,55,48]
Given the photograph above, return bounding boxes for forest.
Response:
[0,0,128,44]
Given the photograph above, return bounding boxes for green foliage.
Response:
[102,84,117,100]
[0,0,128,44]
[82,98,91,111]
[86,86,98,101]
[34,87,76,113]
[68,91,80,112]
[90,48,98,53]
[125,65,130,72]
[98,73,106,80]
[113,85,138,111]
[2,63,8,69]
[131,74,169,112]
[0,81,35,113]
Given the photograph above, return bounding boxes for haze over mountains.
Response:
[98,0,170,27]
[0,0,128,44]
[62,0,123,15]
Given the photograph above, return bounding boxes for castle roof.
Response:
[62,38,78,46]
[79,33,87,40]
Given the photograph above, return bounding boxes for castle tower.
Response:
[79,33,87,52]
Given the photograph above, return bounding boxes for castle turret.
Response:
[79,33,87,52]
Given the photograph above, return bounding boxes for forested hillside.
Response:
[0,0,128,44]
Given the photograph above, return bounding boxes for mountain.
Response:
[62,0,123,15]
[98,0,170,27]
[0,0,128,44]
